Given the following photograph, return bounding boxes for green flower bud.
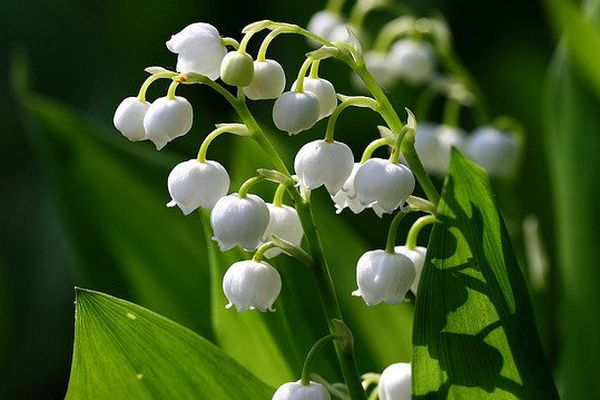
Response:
[220,51,255,87]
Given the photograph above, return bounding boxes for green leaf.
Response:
[543,40,600,399]
[412,150,558,399]
[66,288,273,399]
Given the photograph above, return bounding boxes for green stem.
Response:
[238,30,257,54]
[373,16,416,52]
[361,137,394,163]
[166,80,179,100]
[309,59,321,78]
[253,241,277,262]
[238,176,264,198]
[197,123,249,162]
[295,57,315,92]
[443,98,461,128]
[325,96,380,142]
[326,0,346,13]
[257,27,286,61]
[406,215,436,250]
[385,211,408,253]
[221,37,240,50]
[273,183,287,207]
[400,126,440,205]
[137,72,177,101]
[301,334,338,385]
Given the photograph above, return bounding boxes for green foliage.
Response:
[412,151,558,399]
[65,288,273,399]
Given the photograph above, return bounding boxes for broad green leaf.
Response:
[543,42,600,399]
[412,150,558,399]
[66,288,273,399]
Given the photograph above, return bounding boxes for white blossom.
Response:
[415,123,466,175]
[210,193,270,251]
[294,139,354,195]
[352,52,397,91]
[166,159,229,214]
[291,77,337,120]
[222,260,281,312]
[166,22,226,81]
[354,158,415,215]
[331,163,367,214]
[378,363,412,400]
[352,250,416,306]
[113,97,151,141]
[272,380,331,400]
[395,246,427,295]
[466,126,518,178]
[220,51,255,87]
[262,204,304,259]
[272,91,321,135]
[143,96,193,150]
[388,39,436,85]
[306,10,346,46]
[244,60,286,100]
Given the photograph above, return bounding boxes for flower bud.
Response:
[291,77,337,120]
[388,39,436,85]
[223,260,281,312]
[272,91,320,135]
[272,380,331,400]
[166,23,227,81]
[306,10,345,46]
[395,246,426,295]
[331,163,367,215]
[244,60,286,100]
[378,363,411,400]
[262,204,304,259]
[415,123,466,175]
[166,159,229,214]
[466,126,518,178]
[210,193,270,251]
[113,97,151,141]
[220,51,255,87]
[143,96,193,150]
[352,250,416,306]
[294,139,354,195]
[354,158,415,215]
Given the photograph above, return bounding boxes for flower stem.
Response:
[166,80,179,100]
[301,334,337,385]
[253,241,277,262]
[406,215,436,250]
[238,176,264,198]
[360,138,394,163]
[295,57,315,92]
[197,123,249,162]
[272,183,287,207]
[400,126,440,205]
[137,72,177,101]
[385,211,408,253]
[325,96,380,143]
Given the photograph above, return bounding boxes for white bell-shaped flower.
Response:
[222,260,281,312]
[294,139,354,195]
[210,193,270,251]
[331,163,367,214]
[352,52,397,91]
[388,39,436,85]
[143,96,193,150]
[262,204,304,259]
[352,250,416,306]
[378,363,412,400]
[273,91,321,135]
[306,10,346,46]
[466,126,518,178]
[354,158,415,215]
[395,246,427,295]
[220,51,255,87]
[113,97,151,141]
[166,22,226,81]
[415,123,466,175]
[166,159,229,214]
[272,380,331,400]
[244,60,286,100]
[291,77,337,120]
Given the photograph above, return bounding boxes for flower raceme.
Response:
[222,260,281,312]
[272,380,331,400]
[378,363,412,400]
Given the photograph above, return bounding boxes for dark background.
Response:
[0,0,556,398]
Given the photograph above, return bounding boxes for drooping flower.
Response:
[388,39,436,85]
[143,96,193,150]
[352,52,397,91]
[272,380,331,400]
[210,193,270,251]
[166,159,229,214]
[354,158,415,216]
[466,126,518,178]
[220,51,255,87]
[306,10,346,46]
[294,139,354,195]
[113,97,151,141]
[352,250,416,306]
[378,363,412,400]
[262,204,304,259]
[331,163,367,215]
[291,77,337,120]
[414,123,466,175]
[244,60,286,100]
[272,91,321,135]
[222,260,281,312]
[166,22,227,81]
[395,246,427,295]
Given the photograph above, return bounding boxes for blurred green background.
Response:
[2,0,598,398]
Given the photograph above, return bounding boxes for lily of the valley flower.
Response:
[220,51,255,87]
[466,126,518,178]
[262,204,304,259]
[378,363,412,400]
[113,97,151,141]
[306,10,346,46]
[166,22,227,81]
[331,163,367,215]
[272,91,321,135]
[272,380,331,400]
[294,139,354,195]
[388,39,436,85]
[395,246,427,295]
[354,158,415,215]
[352,250,416,306]
[167,159,229,214]
[210,193,270,251]
[415,123,466,175]
[143,96,193,150]
[222,260,281,312]
[291,77,337,120]
[244,60,286,100]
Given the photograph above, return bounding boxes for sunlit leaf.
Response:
[412,150,558,399]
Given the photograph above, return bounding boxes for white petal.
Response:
[273,91,321,134]
[272,380,331,400]
[113,97,151,141]
[291,77,337,120]
[244,60,286,100]
[379,363,411,400]
[466,126,518,177]
[143,96,193,150]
